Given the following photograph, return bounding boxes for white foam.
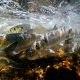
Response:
[0,0,79,34]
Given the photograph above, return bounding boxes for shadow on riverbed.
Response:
[45,66,80,80]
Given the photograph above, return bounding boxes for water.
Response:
[0,0,80,33]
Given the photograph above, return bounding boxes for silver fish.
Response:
[0,26,74,61]
[26,26,74,60]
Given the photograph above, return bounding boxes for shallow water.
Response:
[0,0,80,33]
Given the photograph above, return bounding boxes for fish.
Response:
[0,32,36,51]
[0,26,74,70]
[0,41,19,69]
[25,26,74,60]
[0,26,74,61]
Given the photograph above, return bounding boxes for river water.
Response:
[0,0,80,34]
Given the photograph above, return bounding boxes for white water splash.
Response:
[0,0,80,33]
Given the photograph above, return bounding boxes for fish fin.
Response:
[3,41,18,53]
